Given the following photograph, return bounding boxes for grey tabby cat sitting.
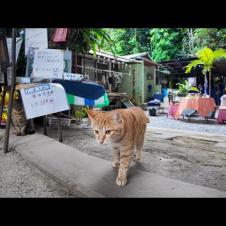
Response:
[11,94,35,136]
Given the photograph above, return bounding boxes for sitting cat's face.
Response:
[87,110,124,145]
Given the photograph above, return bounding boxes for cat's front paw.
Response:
[116,176,127,186]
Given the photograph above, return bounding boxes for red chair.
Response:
[217,95,226,124]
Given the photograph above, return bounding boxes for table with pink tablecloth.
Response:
[217,109,226,124]
[174,96,216,119]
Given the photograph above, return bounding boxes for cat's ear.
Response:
[87,110,98,121]
[112,111,123,123]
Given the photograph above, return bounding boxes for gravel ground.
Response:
[0,146,75,198]
[147,114,226,135]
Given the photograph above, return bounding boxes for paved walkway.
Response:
[147,114,226,135]
[3,131,226,197]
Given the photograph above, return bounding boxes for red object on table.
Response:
[174,96,216,119]
[167,102,179,119]
[217,109,226,124]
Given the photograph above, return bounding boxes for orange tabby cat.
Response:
[87,107,149,186]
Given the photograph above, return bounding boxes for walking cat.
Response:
[87,107,149,186]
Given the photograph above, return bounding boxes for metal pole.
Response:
[0,85,7,126]
[4,28,16,153]
[43,115,47,135]
[58,112,62,142]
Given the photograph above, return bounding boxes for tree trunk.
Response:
[204,74,208,95]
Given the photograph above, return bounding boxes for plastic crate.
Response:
[48,116,71,127]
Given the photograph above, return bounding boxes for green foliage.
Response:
[150,28,187,61]
[185,47,226,75]
[175,80,199,95]
[175,80,191,95]
[66,28,115,55]
[102,28,151,55]
[74,106,89,120]
[193,28,226,51]
[189,86,199,92]
[102,28,226,63]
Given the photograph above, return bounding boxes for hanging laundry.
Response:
[52,28,68,43]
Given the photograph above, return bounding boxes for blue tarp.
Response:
[52,79,105,100]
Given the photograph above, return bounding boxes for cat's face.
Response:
[13,100,24,112]
[87,110,124,145]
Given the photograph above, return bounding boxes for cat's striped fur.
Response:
[11,98,35,136]
[87,107,149,186]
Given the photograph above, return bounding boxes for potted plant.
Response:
[174,80,190,97]
[174,80,199,101]
[74,106,89,125]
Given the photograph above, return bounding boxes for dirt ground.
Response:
[40,124,226,192]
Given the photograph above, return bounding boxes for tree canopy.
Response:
[102,28,226,62]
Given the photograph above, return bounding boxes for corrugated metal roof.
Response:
[122,52,159,66]
[121,52,150,59]
[88,50,141,63]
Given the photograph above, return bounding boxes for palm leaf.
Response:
[197,47,213,64]
[185,59,204,73]
[212,48,226,62]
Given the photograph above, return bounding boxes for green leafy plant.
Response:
[74,107,89,121]
[185,47,226,96]
[102,28,151,55]
[175,80,199,95]
[189,86,199,92]
[67,29,116,56]
[175,80,191,95]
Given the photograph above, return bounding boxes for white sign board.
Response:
[32,49,64,79]
[20,83,69,119]
[63,72,84,81]
[25,28,48,55]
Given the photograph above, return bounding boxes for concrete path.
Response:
[5,132,226,197]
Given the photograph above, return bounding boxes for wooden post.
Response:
[108,60,111,91]
[0,30,9,127]
[4,28,16,153]
[83,53,85,76]
[58,112,62,142]
[0,84,7,126]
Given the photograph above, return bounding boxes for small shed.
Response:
[75,51,159,106]
[119,52,160,105]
